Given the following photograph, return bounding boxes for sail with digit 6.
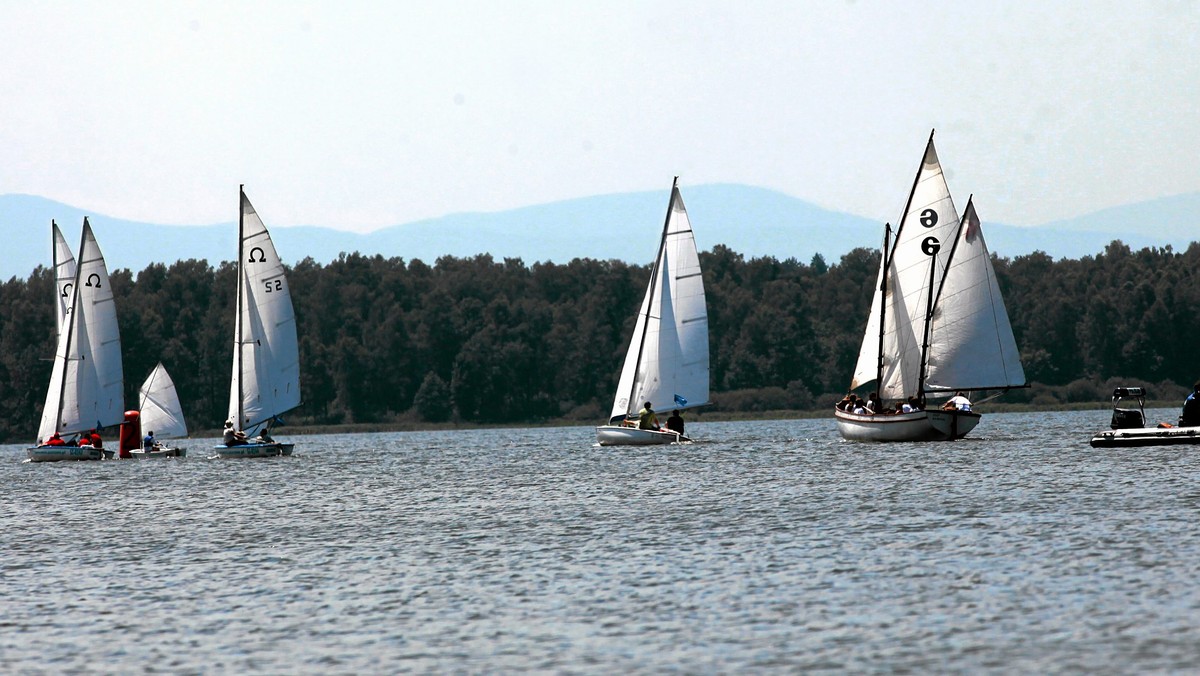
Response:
[835,131,1026,441]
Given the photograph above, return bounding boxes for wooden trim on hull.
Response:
[213,443,294,458]
[1090,426,1200,448]
[596,426,689,446]
[834,408,981,441]
[27,446,104,462]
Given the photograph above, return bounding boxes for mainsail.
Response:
[609,180,709,422]
[924,198,1026,392]
[37,219,124,442]
[139,362,188,439]
[227,187,301,436]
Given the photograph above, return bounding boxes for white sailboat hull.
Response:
[27,446,104,462]
[596,425,689,446]
[835,408,980,442]
[131,446,187,459]
[1090,426,1200,448]
[214,442,295,459]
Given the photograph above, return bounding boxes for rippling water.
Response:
[4,409,1200,672]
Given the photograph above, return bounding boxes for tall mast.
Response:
[623,176,678,417]
[45,221,87,441]
[916,247,940,398]
[872,224,893,391]
[236,185,246,429]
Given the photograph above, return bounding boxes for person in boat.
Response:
[223,420,248,446]
[865,392,882,414]
[637,402,660,431]
[942,391,972,411]
[836,393,854,411]
[1180,382,1200,427]
[44,432,66,446]
[849,395,867,414]
[143,430,157,450]
[666,410,684,435]
[88,429,103,449]
[255,429,275,444]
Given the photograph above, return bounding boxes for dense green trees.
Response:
[0,239,1197,441]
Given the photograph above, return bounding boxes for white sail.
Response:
[52,221,77,339]
[227,188,301,436]
[888,136,960,398]
[610,271,654,421]
[37,220,124,442]
[925,199,1026,391]
[139,362,188,439]
[608,181,709,420]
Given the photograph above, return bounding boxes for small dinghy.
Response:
[595,178,709,446]
[29,220,125,462]
[130,364,188,458]
[215,186,301,458]
[1089,387,1200,448]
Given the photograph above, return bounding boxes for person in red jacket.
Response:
[88,429,103,449]
[44,432,66,446]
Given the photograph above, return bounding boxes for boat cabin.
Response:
[1109,387,1146,430]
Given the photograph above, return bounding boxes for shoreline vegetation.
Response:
[6,241,1200,444]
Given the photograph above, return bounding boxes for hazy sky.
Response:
[1,1,1197,232]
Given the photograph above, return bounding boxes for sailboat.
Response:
[130,362,188,458]
[596,178,709,446]
[835,131,1026,442]
[29,219,125,462]
[215,186,301,458]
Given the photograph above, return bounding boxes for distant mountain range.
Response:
[4,187,1198,279]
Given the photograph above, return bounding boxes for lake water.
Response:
[4,409,1200,673]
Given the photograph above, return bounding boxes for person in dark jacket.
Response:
[666,410,684,435]
[1180,382,1200,427]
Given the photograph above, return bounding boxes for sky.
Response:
[1,0,1197,233]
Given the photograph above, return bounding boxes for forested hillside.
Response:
[0,240,1196,442]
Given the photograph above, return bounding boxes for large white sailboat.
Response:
[131,362,188,458]
[29,219,125,462]
[215,186,301,458]
[596,178,709,446]
[835,131,1025,441]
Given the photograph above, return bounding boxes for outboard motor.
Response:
[118,410,141,458]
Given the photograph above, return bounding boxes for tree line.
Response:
[0,239,1196,442]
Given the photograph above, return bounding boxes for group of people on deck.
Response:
[631,402,686,435]
[42,429,103,448]
[837,391,972,415]
[223,420,274,446]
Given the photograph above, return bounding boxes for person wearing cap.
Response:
[222,420,248,446]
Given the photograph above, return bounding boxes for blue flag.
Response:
[674,394,687,407]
